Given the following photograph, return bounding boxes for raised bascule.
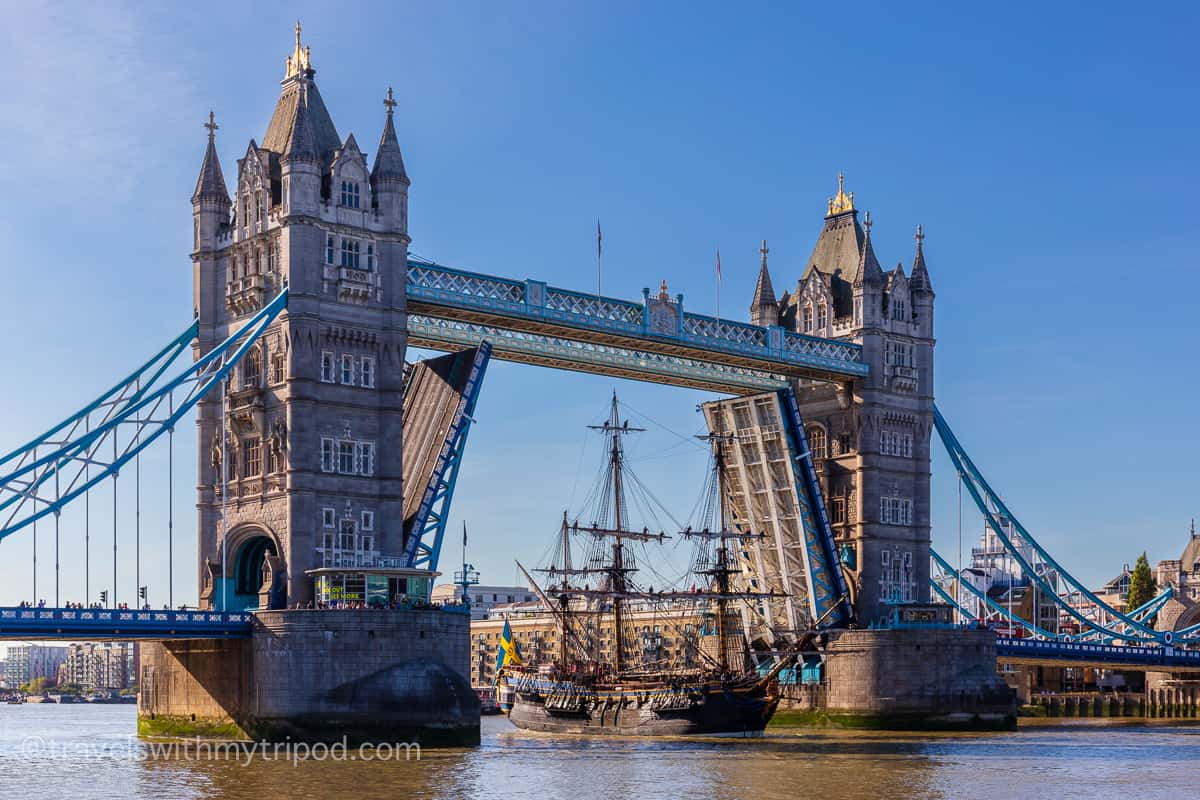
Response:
[0,25,1197,742]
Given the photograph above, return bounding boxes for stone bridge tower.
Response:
[750,175,936,623]
[190,25,411,609]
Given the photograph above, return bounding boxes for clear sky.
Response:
[0,1,1196,609]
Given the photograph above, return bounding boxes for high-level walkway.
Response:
[406,257,868,394]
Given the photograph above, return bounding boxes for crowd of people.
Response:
[15,600,194,611]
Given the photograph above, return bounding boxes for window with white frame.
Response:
[817,303,828,330]
[360,534,374,553]
[880,549,915,603]
[270,353,286,385]
[360,356,375,388]
[340,181,361,209]
[321,438,334,472]
[885,339,915,368]
[243,439,261,477]
[338,440,356,474]
[357,442,375,476]
[322,507,336,528]
[340,354,355,385]
[361,510,374,531]
[807,426,827,460]
[880,496,913,525]
[880,430,913,458]
[339,518,357,550]
[321,352,335,383]
[326,235,335,265]
[802,305,813,333]
[340,239,361,269]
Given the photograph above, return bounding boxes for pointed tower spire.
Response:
[854,210,884,287]
[749,239,779,327]
[281,84,319,163]
[192,111,230,204]
[910,223,933,293]
[371,87,409,183]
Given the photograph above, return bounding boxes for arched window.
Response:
[366,243,375,272]
[817,303,828,330]
[242,348,261,390]
[326,235,335,265]
[802,305,814,333]
[807,426,827,460]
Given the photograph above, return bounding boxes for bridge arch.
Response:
[225,524,286,611]
[1173,602,1200,632]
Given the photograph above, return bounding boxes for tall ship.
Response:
[496,394,793,736]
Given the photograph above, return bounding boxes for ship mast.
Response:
[587,392,643,674]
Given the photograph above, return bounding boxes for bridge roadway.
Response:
[405,257,868,394]
[996,637,1200,672]
[0,607,251,640]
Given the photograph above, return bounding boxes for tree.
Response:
[1126,551,1158,612]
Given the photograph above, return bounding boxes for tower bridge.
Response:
[0,25,1194,741]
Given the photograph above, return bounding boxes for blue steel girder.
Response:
[408,313,792,395]
[778,387,856,628]
[0,290,288,541]
[934,405,1167,645]
[402,341,493,571]
[996,637,1200,671]
[0,607,252,640]
[930,547,1061,640]
[406,258,868,392]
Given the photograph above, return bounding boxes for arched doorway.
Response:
[227,532,279,611]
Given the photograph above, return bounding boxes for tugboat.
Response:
[497,394,792,736]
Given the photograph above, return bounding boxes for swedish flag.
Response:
[495,618,523,676]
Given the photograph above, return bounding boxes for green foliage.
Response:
[19,677,48,695]
[1126,552,1158,612]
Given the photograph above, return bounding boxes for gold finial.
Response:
[760,239,769,266]
[384,87,397,115]
[204,110,218,142]
[285,21,312,78]
[827,171,855,216]
[915,223,925,246]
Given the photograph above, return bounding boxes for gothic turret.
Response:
[749,239,778,327]
[371,87,410,234]
[853,211,885,325]
[909,224,933,295]
[910,224,934,336]
[192,111,230,251]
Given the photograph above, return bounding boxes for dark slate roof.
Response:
[854,224,885,287]
[192,134,229,204]
[750,252,776,310]
[262,74,341,168]
[371,109,408,183]
[281,88,319,163]
[910,227,933,293]
[803,210,864,285]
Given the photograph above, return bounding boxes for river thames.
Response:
[1,705,1197,799]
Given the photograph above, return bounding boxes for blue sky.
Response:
[0,1,1196,608]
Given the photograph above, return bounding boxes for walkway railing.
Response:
[406,259,867,378]
[0,607,253,640]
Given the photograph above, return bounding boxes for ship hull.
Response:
[501,677,779,737]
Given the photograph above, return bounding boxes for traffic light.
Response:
[99,591,107,606]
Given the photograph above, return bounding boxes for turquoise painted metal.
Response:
[402,341,493,570]
[0,289,288,542]
[779,387,856,628]
[406,257,867,393]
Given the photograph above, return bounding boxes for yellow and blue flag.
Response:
[495,618,522,676]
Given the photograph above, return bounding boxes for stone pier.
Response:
[139,609,479,745]
[774,628,1016,730]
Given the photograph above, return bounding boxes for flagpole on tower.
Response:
[596,219,603,297]
[715,247,722,323]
